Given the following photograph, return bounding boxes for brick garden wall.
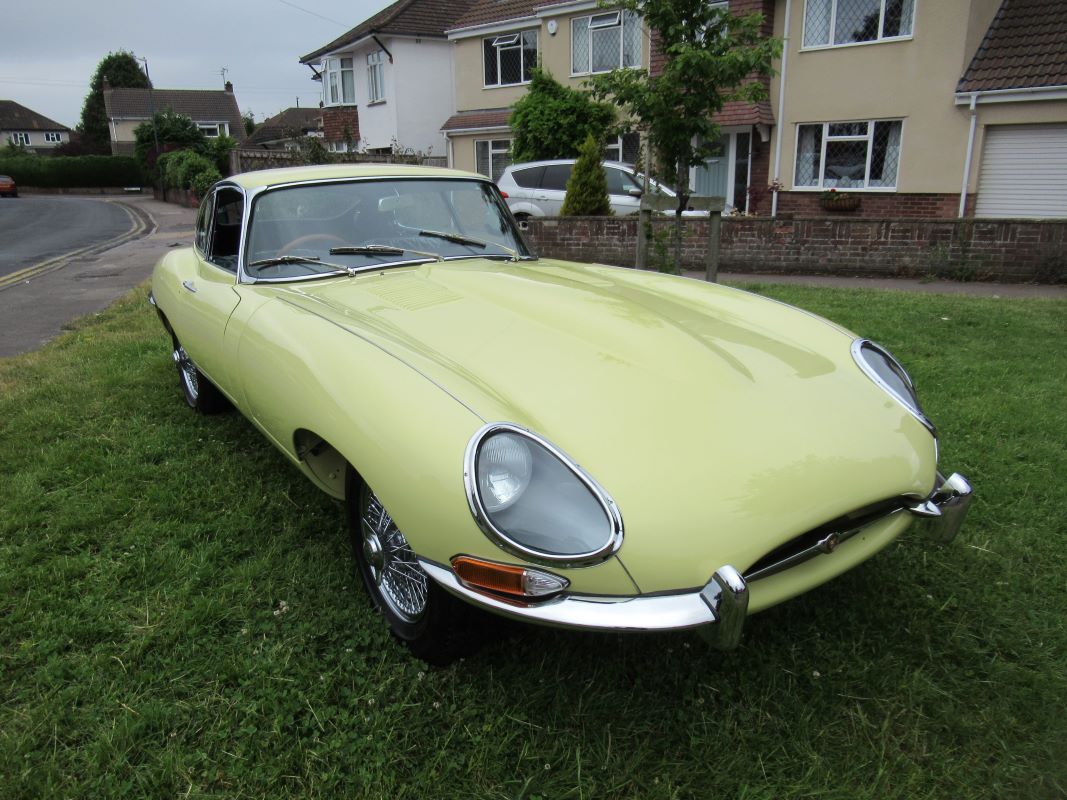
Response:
[775,192,977,219]
[521,215,1067,283]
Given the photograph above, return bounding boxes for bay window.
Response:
[803,0,915,48]
[572,11,642,74]
[368,51,386,103]
[484,30,537,87]
[324,56,355,105]
[794,120,903,190]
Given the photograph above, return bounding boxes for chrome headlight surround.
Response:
[463,423,624,567]
[851,339,936,436]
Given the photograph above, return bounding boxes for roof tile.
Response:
[104,87,248,142]
[958,0,1067,92]
[0,100,70,132]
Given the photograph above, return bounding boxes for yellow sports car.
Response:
[150,164,972,663]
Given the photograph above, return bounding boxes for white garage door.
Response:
[975,124,1067,218]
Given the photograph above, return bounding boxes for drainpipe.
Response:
[958,93,979,217]
[771,0,793,218]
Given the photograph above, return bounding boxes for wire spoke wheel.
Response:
[360,487,428,623]
[173,344,199,402]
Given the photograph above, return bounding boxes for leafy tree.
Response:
[589,0,780,271]
[242,110,256,137]
[509,70,616,163]
[133,109,207,174]
[206,134,237,174]
[78,52,150,155]
[561,134,612,216]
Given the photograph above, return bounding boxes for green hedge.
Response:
[157,150,221,197]
[0,155,145,188]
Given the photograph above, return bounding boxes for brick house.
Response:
[245,107,326,150]
[102,81,247,156]
[0,100,70,153]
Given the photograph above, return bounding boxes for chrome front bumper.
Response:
[421,472,972,650]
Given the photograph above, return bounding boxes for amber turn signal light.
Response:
[451,556,568,599]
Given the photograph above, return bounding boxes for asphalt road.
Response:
[0,195,133,278]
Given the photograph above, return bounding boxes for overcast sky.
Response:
[0,0,393,129]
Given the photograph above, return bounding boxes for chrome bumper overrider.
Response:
[421,472,972,651]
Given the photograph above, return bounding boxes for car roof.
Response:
[504,160,633,172]
[220,163,486,191]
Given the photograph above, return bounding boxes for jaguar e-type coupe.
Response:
[150,164,972,663]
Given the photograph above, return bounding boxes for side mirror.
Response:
[627,187,643,198]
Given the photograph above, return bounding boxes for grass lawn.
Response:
[1,282,1064,800]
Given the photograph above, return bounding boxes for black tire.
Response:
[171,336,231,414]
[345,466,484,665]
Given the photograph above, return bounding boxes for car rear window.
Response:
[540,164,572,191]
[510,166,544,189]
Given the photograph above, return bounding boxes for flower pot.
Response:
[819,194,861,212]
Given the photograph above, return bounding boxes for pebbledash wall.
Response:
[521,216,1066,283]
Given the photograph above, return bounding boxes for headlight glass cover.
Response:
[852,339,935,434]
[464,424,623,564]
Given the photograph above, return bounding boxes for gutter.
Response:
[771,0,793,218]
[954,84,1067,105]
[958,93,979,218]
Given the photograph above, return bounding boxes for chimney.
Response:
[224,81,233,93]
[102,77,111,90]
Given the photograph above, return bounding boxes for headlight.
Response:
[464,423,624,565]
[852,339,935,434]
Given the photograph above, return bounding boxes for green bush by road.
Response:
[0,154,144,188]
[0,284,1064,799]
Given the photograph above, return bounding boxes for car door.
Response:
[173,186,243,395]
[605,166,643,215]
[537,164,571,216]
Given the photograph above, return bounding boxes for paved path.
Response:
[0,196,135,280]
[0,194,1062,360]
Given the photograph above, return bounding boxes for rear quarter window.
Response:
[510,166,545,189]
[540,164,572,191]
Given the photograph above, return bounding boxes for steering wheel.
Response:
[278,234,348,256]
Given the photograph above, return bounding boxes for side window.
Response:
[511,166,544,189]
[540,164,572,191]
[194,194,214,253]
[605,167,641,196]
[207,188,243,273]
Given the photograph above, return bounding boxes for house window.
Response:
[368,51,386,103]
[325,56,355,105]
[803,0,915,48]
[197,123,228,138]
[10,133,30,146]
[603,132,641,164]
[475,139,512,182]
[794,120,903,189]
[44,132,62,143]
[483,30,537,87]
[572,10,642,74]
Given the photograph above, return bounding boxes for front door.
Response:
[692,132,752,212]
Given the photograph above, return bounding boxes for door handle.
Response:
[182,280,197,293]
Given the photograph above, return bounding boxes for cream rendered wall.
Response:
[451,11,650,114]
[770,0,998,194]
[449,133,484,172]
[112,120,141,142]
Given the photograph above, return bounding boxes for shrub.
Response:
[157,150,220,196]
[134,110,208,175]
[560,134,612,216]
[509,70,616,163]
[206,134,237,175]
[0,155,144,187]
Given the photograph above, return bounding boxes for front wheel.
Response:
[346,466,485,665]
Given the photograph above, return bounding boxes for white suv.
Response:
[497,159,704,219]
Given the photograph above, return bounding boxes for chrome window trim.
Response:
[851,338,936,435]
[463,422,624,568]
[237,175,530,285]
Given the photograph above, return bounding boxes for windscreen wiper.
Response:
[247,254,349,272]
[418,229,519,261]
[330,245,443,262]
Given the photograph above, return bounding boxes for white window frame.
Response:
[603,132,641,164]
[323,56,356,106]
[10,132,30,146]
[197,123,229,138]
[475,138,512,182]
[367,50,386,103]
[44,132,62,143]
[571,10,643,76]
[793,119,904,191]
[483,30,538,88]
[801,0,916,50]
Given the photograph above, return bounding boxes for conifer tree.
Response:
[560,134,612,216]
